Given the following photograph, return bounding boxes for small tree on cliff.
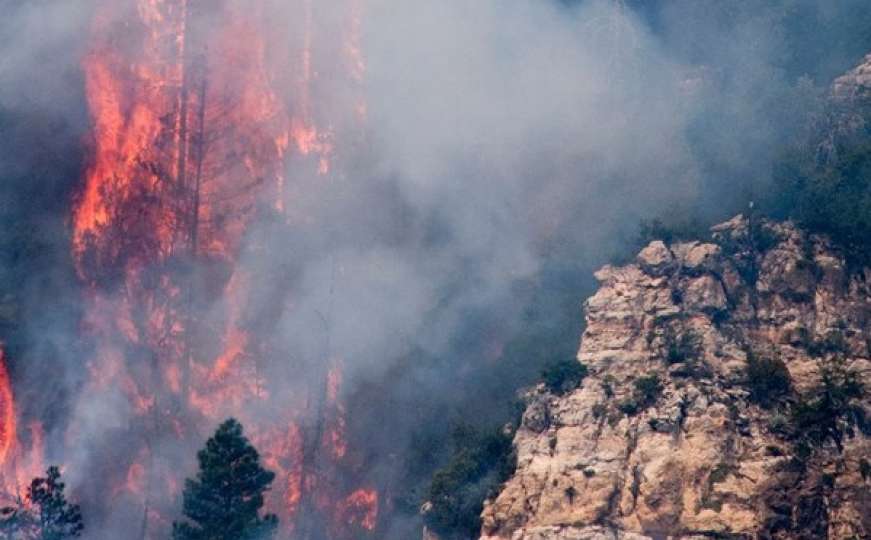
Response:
[0,466,84,540]
[172,419,278,540]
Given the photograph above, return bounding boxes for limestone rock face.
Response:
[637,241,676,277]
[480,216,871,540]
[833,53,871,101]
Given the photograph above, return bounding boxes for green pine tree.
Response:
[172,418,278,540]
[0,466,84,540]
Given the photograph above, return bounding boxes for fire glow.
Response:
[0,345,45,504]
[65,0,376,537]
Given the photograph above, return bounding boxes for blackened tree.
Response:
[172,419,278,540]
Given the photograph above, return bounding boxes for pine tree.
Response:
[172,419,278,540]
[0,466,84,540]
[27,467,83,540]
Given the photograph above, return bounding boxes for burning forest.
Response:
[72,0,376,538]
[5,0,377,538]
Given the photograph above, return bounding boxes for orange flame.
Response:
[71,0,376,536]
[336,488,379,531]
[0,346,45,501]
[0,347,16,468]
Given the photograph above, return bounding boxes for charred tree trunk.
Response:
[297,373,330,540]
[189,74,207,260]
[175,1,190,211]
[177,0,208,408]
[297,257,338,540]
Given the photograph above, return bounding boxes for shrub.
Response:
[746,351,792,407]
[708,462,735,485]
[807,329,850,357]
[634,374,663,405]
[425,424,515,539]
[788,360,867,453]
[618,374,663,416]
[714,216,779,286]
[768,413,790,436]
[860,458,871,481]
[748,217,780,253]
[770,128,871,267]
[662,327,713,379]
[617,398,640,416]
[663,327,702,365]
[600,375,615,398]
[591,403,606,419]
[541,358,588,395]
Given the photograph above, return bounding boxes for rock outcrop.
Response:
[480,216,871,540]
[815,53,871,165]
[833,53,871,101]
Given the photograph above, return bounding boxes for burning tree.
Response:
[172,419,277,540]
[68,0,378,537]
[0,466,84,540]
[0,346,46,512]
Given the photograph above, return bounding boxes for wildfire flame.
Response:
[67,0,377,537]
[0,346,46,503]
[0,347,15,467]
[336,488,379,532]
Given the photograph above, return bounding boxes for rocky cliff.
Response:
[480,216,871,539]
[833,53,871,101]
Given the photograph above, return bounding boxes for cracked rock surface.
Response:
[479,216,871,540]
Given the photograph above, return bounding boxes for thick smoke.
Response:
[1,0,870,539]
[270,0,695,379]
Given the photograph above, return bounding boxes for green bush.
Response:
[748,217,780,254]
[788,360,867,454]
[746,351,792,407]
[618,374,663,416]
[617,398,640,416]
[663,327,701,365]
[661,326,714,379]
[771,127,871,267]
[807,329,850,357]
[425,425,515,539]
[541,358,588,395]
[634,374,663,404]
[712,214,781,285]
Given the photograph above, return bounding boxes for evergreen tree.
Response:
[172,419,278,540]
[0,466,84,540]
